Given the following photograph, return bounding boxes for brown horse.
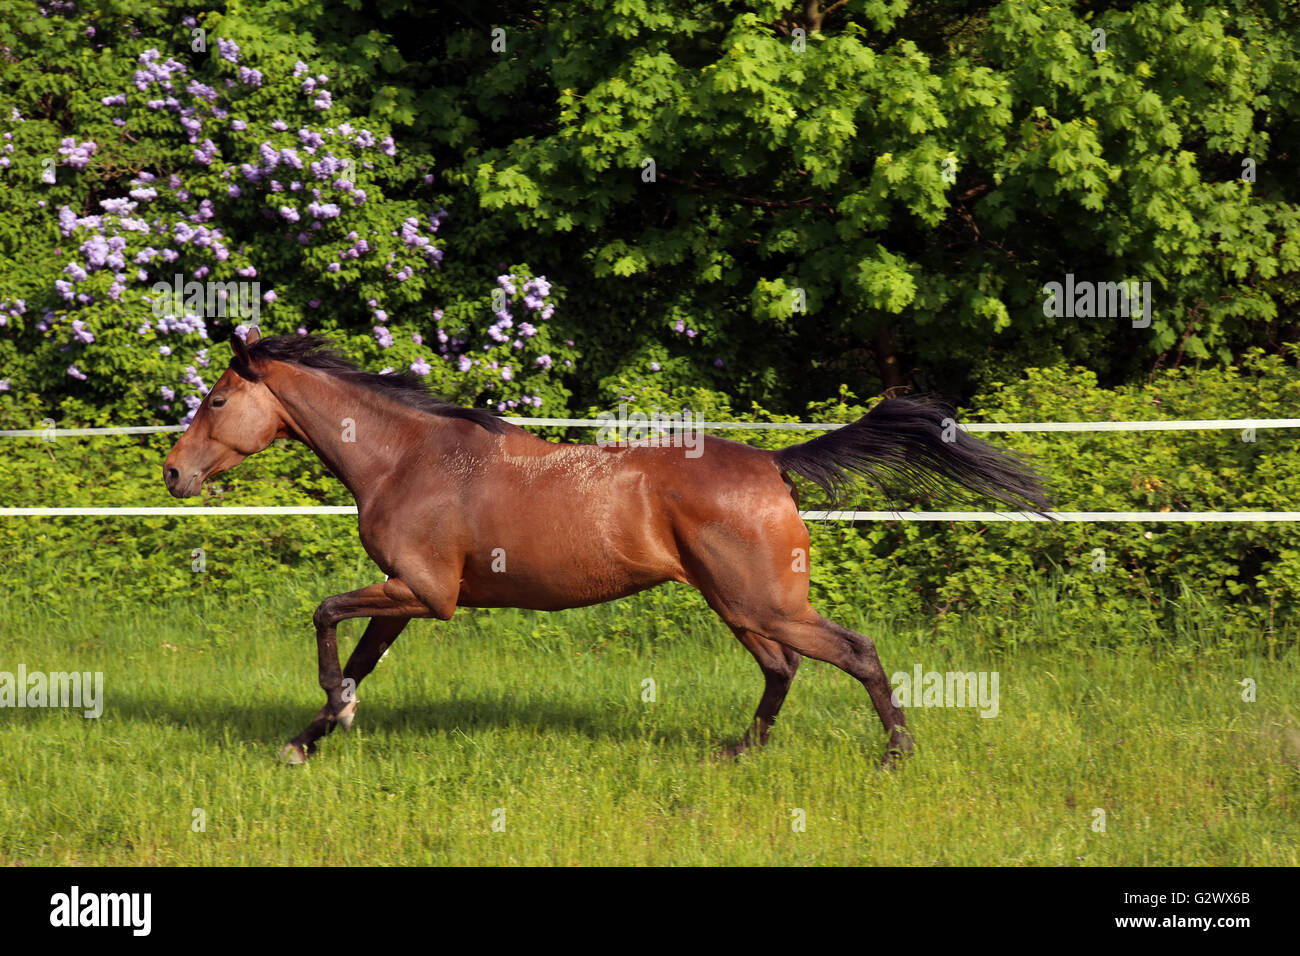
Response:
[164,330,1049,766]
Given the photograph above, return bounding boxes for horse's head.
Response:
[163,328,290,498]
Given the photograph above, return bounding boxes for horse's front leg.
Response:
[281,578,430,764]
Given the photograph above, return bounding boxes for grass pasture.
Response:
[0,580,1296,866]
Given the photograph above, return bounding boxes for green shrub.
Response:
[1,350,1296,648]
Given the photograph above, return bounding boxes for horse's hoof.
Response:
[279,742,309,765]
[337,701,358,732]
[881,747,913,771]
[711,742,751,762]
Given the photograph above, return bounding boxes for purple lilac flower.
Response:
[309,156,337,178]
[58,137,97,169]
[81,235,110,268]
[187,80,218,103]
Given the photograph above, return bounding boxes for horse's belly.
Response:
[454,538,676,611]
[456,566,667,611]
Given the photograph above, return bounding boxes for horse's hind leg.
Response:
[720,628,801,758]
[762,611,913,767]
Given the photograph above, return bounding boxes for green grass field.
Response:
[0,582,1296,866]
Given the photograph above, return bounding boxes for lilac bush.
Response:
[0,4,576,428]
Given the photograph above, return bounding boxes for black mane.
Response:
[242,334,511,434]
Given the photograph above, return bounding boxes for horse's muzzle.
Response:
[163,464,200,498]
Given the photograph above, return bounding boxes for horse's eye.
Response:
[212,397,227,408]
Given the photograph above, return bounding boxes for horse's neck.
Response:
[264,363,444,504]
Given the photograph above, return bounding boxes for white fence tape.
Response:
[1,417,1298,437]
[2,418,1293,521]
[800,511,1300,522]
[1,506,1298,522]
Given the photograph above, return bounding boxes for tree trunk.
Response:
[872,324,905,392]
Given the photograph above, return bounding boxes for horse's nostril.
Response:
[165,466,179,487]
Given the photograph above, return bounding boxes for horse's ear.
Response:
[231,331,250,362]
[245,325,261,344]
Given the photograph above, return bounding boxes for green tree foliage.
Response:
[3,0,1298,416]
[391,0,1300,406]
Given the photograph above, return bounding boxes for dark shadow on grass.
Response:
[90,691,701,748]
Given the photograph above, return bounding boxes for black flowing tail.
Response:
[773,396,1053,514]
